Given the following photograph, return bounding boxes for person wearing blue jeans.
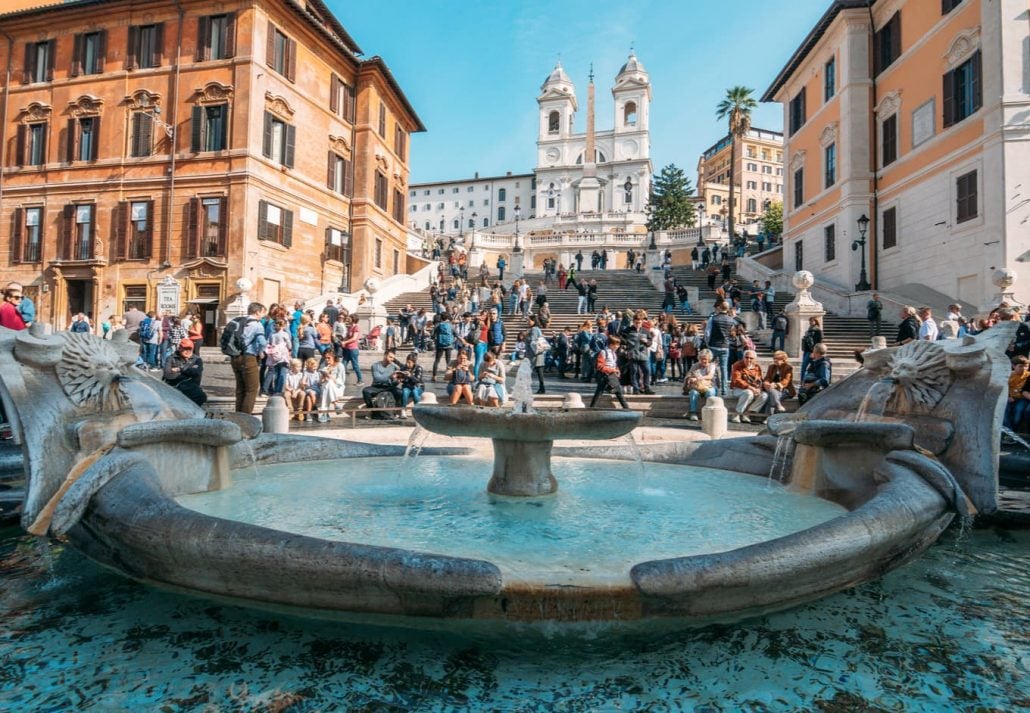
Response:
[684,349,720,420]
[703,303,736,395]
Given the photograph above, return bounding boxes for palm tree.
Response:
[715,86,758,246]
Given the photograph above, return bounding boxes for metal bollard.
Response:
[701,396,728,439]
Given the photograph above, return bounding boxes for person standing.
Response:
[575,250,584,271]
[918,307,939,341]
[496,255,506,281]
[622,312,653,395]
[230,302,267,414]
[590,335,630,408]
[587,279,598,314]
[431,315,455,381]
[690,246,700,270]
[866,293,883,337]
[896,307,920,345]
[704,302,737,395]
[339,314,363,384]
[526,315,547,394]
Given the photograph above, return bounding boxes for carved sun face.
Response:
[56,333,133,411]
[885,340,951,414]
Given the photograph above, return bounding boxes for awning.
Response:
[187,298,219,304]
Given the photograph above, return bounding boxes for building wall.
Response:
[0,0,419,329]
[697,128,784,228]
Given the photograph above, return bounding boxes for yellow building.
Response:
[696,128,783,232]
[764,0,1029,307]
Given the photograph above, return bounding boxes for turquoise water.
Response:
[177,457,847,585]
[1,527,1027,710]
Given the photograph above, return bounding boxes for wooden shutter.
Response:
[942,69,955,128]
[890,14,901,64]
[330,73,339,113]
[327,151,336,190]
[971,50,982,112]
[90,117,100,161]
[286,38,296,82]
[266,21,275,68]
[262,111,272,158]
[186,197,200,257]
[39,123,47,165]
[257,200,268,241]
[284,124,296,168]
[283,209,293,248]
[224,13,236,58]
[22,42,32,83]
[132,112,153,157]
[96,30,107,73]
[191,106,203,151]
[60,204,74,260]
[65,119,77,163]
[71,33,83,77]
[143,199,155,259]
[216,197,228,256]
[15,125,26,166]
[114,201,128,260]
[343,158,353,197]
[45,40,55,81]
[196,16,210,61]
[152,23,164,67]
[11,208,22,264]
[126,26,139,70]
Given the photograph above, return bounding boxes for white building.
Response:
[408,172,535,236]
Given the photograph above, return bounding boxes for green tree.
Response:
[645,164,696,233]
[760,201,783,239]
[715,85,758,243]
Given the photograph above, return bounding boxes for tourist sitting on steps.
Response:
[728,350,768,423]
[162,338,206,407]
[798,343,832,405]
[590,335,630,409]
[475,352,507,407]
[446,351,475,406]
[397,352,425,418]
[762,350,795,414]
[684,349,719,421]
[362,350,403,417]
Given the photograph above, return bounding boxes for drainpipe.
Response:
[867,1,880,290]
[0,31,13,242]
[164,0,185,269]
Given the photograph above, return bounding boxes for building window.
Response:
[330,74,356,122]
[482,217,489,227]
[61,203,96,261]
[548,111,560,133]
[187,196,227,257]
[190,104,228,152]
[824,143,836,189]
[824,224,836,262]
[23,40,55,84]
[747,198,757,213]
[882,114,898,166]
[115,199,154,260]
[762,181,772,192]
[198,14,236,60]
[746,147,756,158]
[394,125,406,158]
[262,111,295,167]
[624,183,633,204]
[452,187,460,194]
[266,23,296,81]
[374,172,389,211]
[72,31,106,76]
[882,206,897,249]
[498,206,506,222]
[453,219,459,229]
[378,102,387,137]
[824,56,835,101]
[762,165,772,174]
[16,122,48,167]
[393,189,405,223]
[126,24,163,70]
[327,152,352,196]
[123,285,148,314]
[747,162,758,172]
[325,226,348,263]
[793,168,804,208]
[624,101,637,127]
[746,180,757,190]
[874,12,901,76]
[943,51,982,128]
[713,195,722,206]
[794,240,804,271]
[257,200,293,247]
[956,170,978,223]
[374,238,383,269]
[942,0,964,14]
[789,88,806,135]
[11,206,43,263]
[131,112,154,158]
[498,188,507,202]
[69,116,100,162]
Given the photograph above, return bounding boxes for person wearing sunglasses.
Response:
[0,284,27,331]
[162,338,207,407]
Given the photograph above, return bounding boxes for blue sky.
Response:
[328,0,831,184]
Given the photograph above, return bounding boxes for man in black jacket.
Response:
[163,338,206,406]
[621,312,653,394]
[896,306,920,345]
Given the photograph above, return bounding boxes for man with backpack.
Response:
[221,302,268,414]
[771,309,789,352]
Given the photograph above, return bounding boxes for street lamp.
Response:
[513,204,522,253]
[697,202,707,245]
[459,207,465,239]
[470,211,478,250]
[852,213,871,292]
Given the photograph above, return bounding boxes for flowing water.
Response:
[404,424,431,459]
[768,434,797,485]
[510,360,536,414]
[2,526,1027,710]
[1001,426,1030,452]
[855,379,895,422]
[177,457,846,586]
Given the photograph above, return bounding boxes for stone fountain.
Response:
[0,316,1015,624]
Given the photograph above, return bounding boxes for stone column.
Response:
[982,268,1023,313]
[509,251,526,280]
[223,277,252,326]
[783,270,825,360]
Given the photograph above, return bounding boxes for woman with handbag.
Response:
[683,349,720,421]
[527,315,548,394]
[762,350,795,414]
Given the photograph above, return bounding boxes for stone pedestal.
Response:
[487,439,558,497]
[981,268,1023,313]
[871,336,888,350]
[783,271,825,360]
[509,251,526,280]
[357,302,388,342]
[261,396,290,434]
[686,286,700,304]
[701,396,728,439]
[939,320,960,340]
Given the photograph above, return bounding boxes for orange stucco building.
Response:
[0,0,423,336]
[764,0,1030,308]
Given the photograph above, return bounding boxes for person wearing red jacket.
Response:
[590,335,630,409]
[728,350,768,423]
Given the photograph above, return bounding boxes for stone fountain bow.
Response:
[412,405,640,496]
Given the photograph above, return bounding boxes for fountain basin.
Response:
[413,405,640,496]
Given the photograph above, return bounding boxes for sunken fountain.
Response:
[0,318,1014,625]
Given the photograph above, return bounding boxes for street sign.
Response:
[156,276,180,316]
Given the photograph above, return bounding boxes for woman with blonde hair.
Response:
[762,350,795,414]
[683,348,720,421]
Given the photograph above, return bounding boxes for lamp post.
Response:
[513,204,522,253]
[459,207,465,240]
[470,211,477,250]
[697,202,707,245]
[852,213,871,292]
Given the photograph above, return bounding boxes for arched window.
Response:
[453,219,459,229]
[424,221,430,230]
[747,198,757,213]
[498,206,506,222]
[482,217,489,227]
[624,101,637,127]
[575,150,607,165]
[468,218,474,228]
[498,188,506,201]
[548,111,560,133]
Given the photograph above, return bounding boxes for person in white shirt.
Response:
[918,307,939,341]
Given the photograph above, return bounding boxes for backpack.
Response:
[139,317,154,341]
[773,315,789,332]
[220,317,250,357]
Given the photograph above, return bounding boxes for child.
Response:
[282,359,304,420]
[1004,356,1030,431]
[510,331,527,363]
[300,357,321,421]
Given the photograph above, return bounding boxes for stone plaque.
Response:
[912,99,935,148]
[156,276,180,316]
